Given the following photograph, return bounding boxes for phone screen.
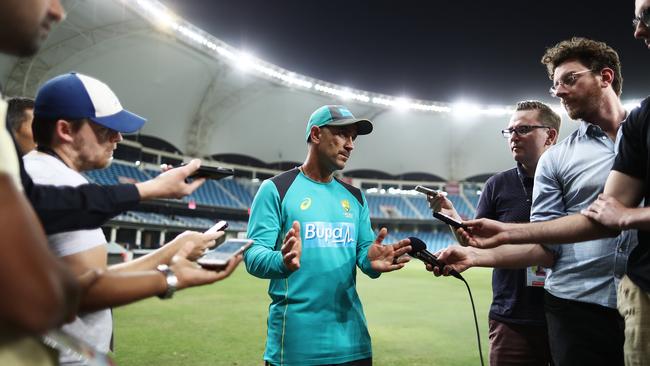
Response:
[198,239,252,268]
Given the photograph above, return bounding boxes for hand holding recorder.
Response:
[415,185,466,228]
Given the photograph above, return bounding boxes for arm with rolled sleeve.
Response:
[356,195,380,279]
[244,180,293,279]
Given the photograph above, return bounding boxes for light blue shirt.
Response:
[531,121,637,308]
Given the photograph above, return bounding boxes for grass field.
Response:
[113,264,493,366]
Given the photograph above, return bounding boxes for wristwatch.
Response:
[156,264,178,299]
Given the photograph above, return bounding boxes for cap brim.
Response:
[91,109,146,133]
[326,118,373,135]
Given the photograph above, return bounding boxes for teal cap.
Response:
[305,105,373,141]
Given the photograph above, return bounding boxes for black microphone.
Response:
[408,237,463,280]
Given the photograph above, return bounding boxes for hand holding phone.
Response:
[181,163,235,180]
[197,239,252,269]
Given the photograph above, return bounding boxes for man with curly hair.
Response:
[454,37,634,365]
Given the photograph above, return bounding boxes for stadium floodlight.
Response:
[136,0,177,29]
[452,101,481,117]
[394,97,411,110]
[236,52,256,71]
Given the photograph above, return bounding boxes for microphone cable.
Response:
[456,273,485,366]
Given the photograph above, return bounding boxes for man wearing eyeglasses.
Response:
[455,37,634,366]
[425,100,559,366]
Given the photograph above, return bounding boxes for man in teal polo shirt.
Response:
[245,105,412,366]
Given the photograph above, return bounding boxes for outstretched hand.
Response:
[136,159,206,200]
[368,228,411,272]
[426,246,475,277]
[426,191,461,220]
[457,218,510,249]
[581,193,629,230]
[171,242,242,290]
[282,221,302,272]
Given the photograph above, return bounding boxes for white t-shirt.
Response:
[23,151,112,366]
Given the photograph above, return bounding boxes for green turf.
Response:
[113,265,492,366]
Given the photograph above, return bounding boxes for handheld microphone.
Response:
[408,237,463,280]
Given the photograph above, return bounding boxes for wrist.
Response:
[135,181,155,200]
[155,264,178,299]
[619,210,633,230]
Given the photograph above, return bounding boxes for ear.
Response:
[309,126,321,144]
[54,119,75,143]
[546,128,559,146]
[599,68,615,89]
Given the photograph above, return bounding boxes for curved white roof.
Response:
[2,0,634,180]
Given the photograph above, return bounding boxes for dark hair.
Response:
[515,100,562,131]
[32,116,87,148]
[6,97,34,132]
[541,37,623,96]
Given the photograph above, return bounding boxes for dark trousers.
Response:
[544,291,624,366]
[266,357,371,366]
[488,319,552,366]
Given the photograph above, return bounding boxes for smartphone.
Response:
[415,185,443,196]
[181,163,235,180]
[205,220,228,234]
[433,211,466,229]
[197,239,252,269]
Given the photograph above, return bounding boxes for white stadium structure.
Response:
[0,0,644,251]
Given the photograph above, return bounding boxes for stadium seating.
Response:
[85,161,152,185]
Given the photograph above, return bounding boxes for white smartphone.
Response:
[197,238,252,269]
[205,220,228,234]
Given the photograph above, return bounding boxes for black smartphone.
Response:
[433,212,466,229]
[181,163,235,180]
[197,239,252,269]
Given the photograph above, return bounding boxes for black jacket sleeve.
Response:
[15,138,140,235]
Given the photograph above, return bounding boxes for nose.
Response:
[112,132,123,143]
[553,83,570,99]
[344,136,354,151]
[509,132,520,143]
[49,0,66,23]
[634,22,649,41]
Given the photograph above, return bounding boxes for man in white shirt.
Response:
[25,72,242,365]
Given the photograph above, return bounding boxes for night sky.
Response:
[162,0,649,105]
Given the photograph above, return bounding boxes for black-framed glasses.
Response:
[633,8,650,30]
[549,69,592,97]
[501,125,550,138]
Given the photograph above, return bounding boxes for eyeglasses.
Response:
[549,69,592,97]
[633,8,650,30]
[501,125,550,138]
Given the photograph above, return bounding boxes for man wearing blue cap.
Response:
[245,105,412,366]
[24,72,243,365]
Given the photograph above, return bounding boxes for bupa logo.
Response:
[303,222,356,248]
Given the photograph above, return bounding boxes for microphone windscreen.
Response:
[408,237,427,255]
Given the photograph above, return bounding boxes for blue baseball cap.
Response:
[34,72,146,133]
[306,105,373,141]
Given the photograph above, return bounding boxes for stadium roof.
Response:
[0,0,644,181]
